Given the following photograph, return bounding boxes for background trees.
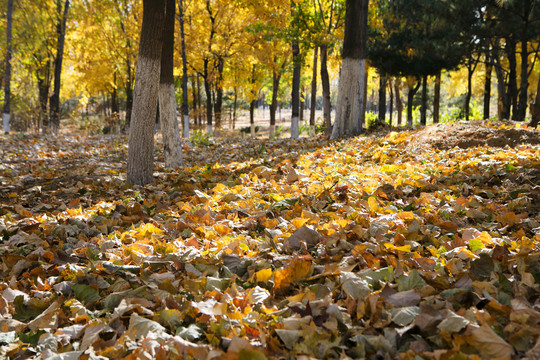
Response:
[0,0,539,136]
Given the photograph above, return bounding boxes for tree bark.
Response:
[37,67,51,133]
[516,39,529,121]
[214,57,224,129]
[203,60,213,135]
[331,0,369,139]
[506,37,518,120]
[178,0,189,138]
[320,44,332,136]
[389,78,393,125]
[395,79,403,126]
[483,59,492,120]
[494,53,510,120]
[433,72,441,124]
[270,63,282,139]
[378,74,387,126]
[407,80,420,127]
[2,0,13,133]
[464,60,477,121]
[49,0,70,132]
[309,46,318,136]
[127,0,166,185]
[159,0,182,169]
[420,74,428,126]
[291,41,301,139]
[529,74,540,128]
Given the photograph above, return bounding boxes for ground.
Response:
[0,120,539,359]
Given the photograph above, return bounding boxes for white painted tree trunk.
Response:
[309,125,316,137]
[206,124,213,136]
[183,115,189,138]
[291,116,299,139]
[250,123,256,138]
[269,124,276,140]
[159,83,183,168]
[331,58,366,139]
[2,113,9,133]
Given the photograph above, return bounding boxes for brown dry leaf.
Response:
[467,324,514,359]
[274,259,312,294]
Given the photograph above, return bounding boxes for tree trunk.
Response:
[203,60,213,134]
[483,59,492,120]
[407,80,420,126]
[178,0,189,138]
[300,86,304,122]
[2,0,13,133]
[331,0,368,139]
[433,72,441,124]
[529,74,540,128]
[494,53,510,120]
[309,46,318,136]
[270,63,282,139]
[506,38,518,120]
[389,78,393,125]
[214,57,224,129]
[125,59,134,131]
[250,98,256,138]
[127,0,166,185]
[233,87,238,129]
[464,62,474,121]
[395,79,403,126]
[291,41,301,139]
[516,39,529,121]
[378,73,387,126]
[159,0,182,169]
[37,69,50,133]
[420,74,428,126]
[320,44,332,136]
[49,0,70,132]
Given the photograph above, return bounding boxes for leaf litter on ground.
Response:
[0,120,539,359]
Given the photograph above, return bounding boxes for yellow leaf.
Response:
[292,218,309,229]
[398,211,415,221]
[273,259,311,293]
[214,224,233,236]
[368,197,380,213]
[256,268,273,283]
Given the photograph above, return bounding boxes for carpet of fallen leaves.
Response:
[0,120,539,360]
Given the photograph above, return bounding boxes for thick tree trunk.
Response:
[2,0,13,133]
[320,44,332,136]
[127,0,166,185]
[378,74,387,126]
[529,75,540,128]
[331,0,369,139]
[159,0,182,169]
[516,40,529,121]
[420,74,428,126]
[37,70,50,133]
[309,47,318,136]
[483,59,492,120]
[395,79,403,126]
[49,0,70,132]
[178,0,189,138]
[433,72,441,124]
[291,41,301,139]
[407,80,420,126]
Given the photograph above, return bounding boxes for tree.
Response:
[126,0,166,185]
[49,0,70,132]
[2,0,14,133]
[331,0,369,139]
[178,0,189,138]
[159,0,182,168]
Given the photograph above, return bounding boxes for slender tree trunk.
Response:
[378,74,387,126]
[420,74,428,126]
[506,38,518,120]
[320,44,332,136]
[494,53,510,120]
[309,46,318,136]
[389,78,393,126]
[516,39,529,121]
[37,70,50,133]
[433,72,441,124]
[111,72,119,117]
[49,0,70,132]
[250,99,256,138]
[2,0,13,133]
[465,63,475,121]
[203,60,213,134]
[529,75,540,128]
[233,87,238,129]
[331,0,368,139]
[213,57,224,129]
[291,41,301,139]
[483,59,492,120]
[270,63,282,139]
[178,0,189,137]
[407,80,420,126]
[395,79,403,126]
[127,0,166,185]
[159,0,182,169]
[125,59,134,131]
[300,86,304,122]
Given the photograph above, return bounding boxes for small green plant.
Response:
[365,111,379,129]
[274,125,284,138]
[190,130,211,146]
[240,126,259,134]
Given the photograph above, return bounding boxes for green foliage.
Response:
[240,126,259,134]
[190,130,211,146]
[365,112,379,129]
[274,125,284,138]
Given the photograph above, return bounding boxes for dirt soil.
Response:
[407,120,540,151]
